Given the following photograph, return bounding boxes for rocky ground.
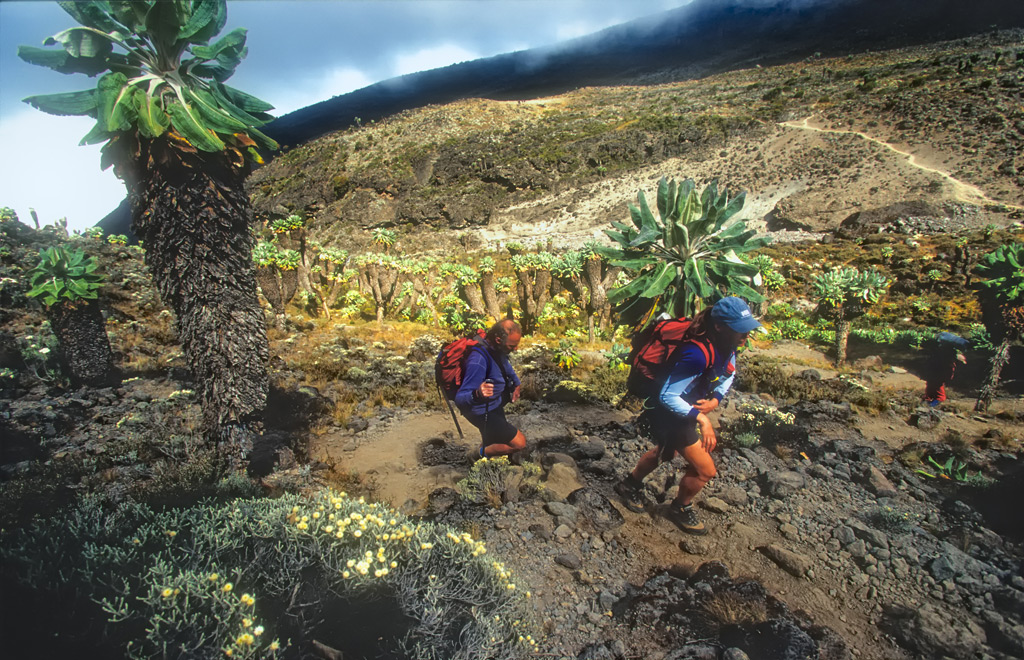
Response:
[2,308,1023,660]
[286,337,1024,660]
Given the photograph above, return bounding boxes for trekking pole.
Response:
[436,379,464,440]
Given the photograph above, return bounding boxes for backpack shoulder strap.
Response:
[686,338,715,368]
[471,342,510,382]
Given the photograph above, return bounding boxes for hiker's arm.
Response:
[658,346,709,419]
[696,412,717,451]
[455,352,490,408]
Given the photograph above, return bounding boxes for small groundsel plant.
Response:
[457,456,543,507]
[602,343,630,371]
[553,339,582,372]
[25,245,105,306]
[1,489,537,660]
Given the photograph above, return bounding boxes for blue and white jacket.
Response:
[658,342,736,419]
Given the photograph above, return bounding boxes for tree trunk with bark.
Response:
[583,257,621,343]
[459,281,486,317]
[480,271,502,322]
[47,299,119,388]
[976,338,1011,412]
[255,266,285,315]
[835,317,851,366]
[515,268,552,335]
[125,136,269,467]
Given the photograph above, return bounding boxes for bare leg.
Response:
[630,446,673,482]
[482,429,527,457]
[672,442,717,507]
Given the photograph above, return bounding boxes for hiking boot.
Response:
[667,504,708,535]
[467,446,485,464]
[614,477,647,513]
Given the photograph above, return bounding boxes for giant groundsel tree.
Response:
[973,242,1024,411]
[598,177,768,328]
[811,266,890,366]
[20,1,278,466]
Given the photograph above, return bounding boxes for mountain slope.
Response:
[246,29,1024,254]
[263,0,1024,148]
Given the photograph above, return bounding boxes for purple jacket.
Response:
[454,344,520,416]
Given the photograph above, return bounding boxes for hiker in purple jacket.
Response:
[455,319,525,459]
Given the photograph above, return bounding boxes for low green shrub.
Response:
[457,456,543,507]
[731,431,761,448]
[1,489,537,659]
[865,506,919,535]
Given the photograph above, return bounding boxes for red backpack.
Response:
[435,329,488,400]
[626,317,714,399]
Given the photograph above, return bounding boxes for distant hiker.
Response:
[455,319,526,459]
[615,297,760,535]
[923,332,969,407]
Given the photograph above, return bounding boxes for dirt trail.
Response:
[313,411,469,506]
[781,115,1022,210]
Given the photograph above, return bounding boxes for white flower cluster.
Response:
[736,402,795,429]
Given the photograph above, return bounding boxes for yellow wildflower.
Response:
[242,618,252,627]
[166,530,177,538]
[236,633,254,646]
[161,588,174,598]
[223,583,233,592]
[269,641,280,651]
[241,594,255,606]
[208,573,219,581]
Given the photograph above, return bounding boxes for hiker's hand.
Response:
[479,381,495,398]
[696,413,717,452]
[511,385,521,402]
[694,398,718,414]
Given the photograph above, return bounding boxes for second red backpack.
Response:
[626,317,714,399]
[435,328,488,400]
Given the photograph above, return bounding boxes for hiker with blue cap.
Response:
[923,331,970,407]
[615,296,760,535]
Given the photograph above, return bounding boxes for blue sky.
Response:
[0,0,687,232]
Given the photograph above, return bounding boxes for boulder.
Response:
[860,465,899,498]
[544,462,585,500]
[567,487,625,532]
[764,470,807,499]
[882,604,987,659]
[760,544,814,578]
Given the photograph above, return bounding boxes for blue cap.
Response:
[936,332,970,349]
[711,297,761,333]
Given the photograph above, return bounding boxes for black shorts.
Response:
[643,406,699,457]
[462,407,519,447]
